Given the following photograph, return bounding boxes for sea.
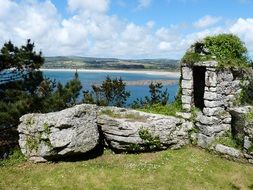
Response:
[43,70,180,106]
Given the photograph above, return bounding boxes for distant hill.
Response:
[43,56,180,71]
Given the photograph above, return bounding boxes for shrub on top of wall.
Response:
[181,34,252,69]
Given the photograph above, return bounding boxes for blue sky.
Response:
[0,0,253,59]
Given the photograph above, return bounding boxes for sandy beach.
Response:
[40,68,180,78]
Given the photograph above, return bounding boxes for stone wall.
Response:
[229,106,253,163]
[181,61,244,148]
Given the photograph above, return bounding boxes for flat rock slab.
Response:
[215,144,241,158]
[18,104,99,162]
[98,107,193,152]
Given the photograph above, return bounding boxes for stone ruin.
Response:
[181,60,249,148]
[15,60,253,163]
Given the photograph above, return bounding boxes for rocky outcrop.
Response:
[18,104,99,162]
[17,104,195,162]
[98,107,193,152]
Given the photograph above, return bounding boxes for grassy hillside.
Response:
[43,56,179,71]
[1,146,253,190]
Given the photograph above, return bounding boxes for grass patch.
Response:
[1,147,253,189]
[0,149,26,167]
[138,102,182,117]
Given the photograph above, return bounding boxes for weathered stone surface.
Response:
[205,71,217,87]
[217,70,233,83]
[222,117,232,124]
[194,61,218,67]
[244,136,252,150]
[18,104,99,162]
[182,89,193,96]
[98,107,192,151]
[197,114,219,125]
[229,106,252,115]
[181,79,193,89]
[181,95,192,104]
[215,144,241,158]
[204,100,223,108]
[176,112,192,120]
[203,107,224,116]
[182,103,191,112]
[205,87,217,92]
[182,67,193,80]
[204,92,220,100]
[197,124,230,137]
[197,133,214,148]
[230,106,253,138]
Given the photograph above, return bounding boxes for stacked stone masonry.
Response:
[181,61,244,148]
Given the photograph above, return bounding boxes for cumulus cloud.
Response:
[229,18,253,54]
[0,0,252,59]
[194,15,222,28]
[67,0,110,13]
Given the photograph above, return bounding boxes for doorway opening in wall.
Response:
[193,66,206,111]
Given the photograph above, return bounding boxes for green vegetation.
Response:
[0,40,83,129]
[139,128,161,150]
[26,136,39,151]
[182,34,251,69]
[25,117,35,126]
[0,149,26,167]
[139,102,182,117]
[190,107,201,122]
[245,109,253,122]
[1,147,253,189]
[132,82,170,108]
[44,56,179,71]
[83,76,130,107]
[214,132,241,149]
[239,79,253,106]
[132,81,183,117]
[39,71,82,112]
[100,109,146,121]
[43,122,50,134]
[248,145,253,153]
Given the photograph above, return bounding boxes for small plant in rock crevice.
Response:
[43,122,51,134]
[138,128,161,151]
[25,117,35,126]
[26,136,39,152]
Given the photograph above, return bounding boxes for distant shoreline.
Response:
[40,68,180,78]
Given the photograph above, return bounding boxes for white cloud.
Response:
[67,0,110,13]
[229,18,253,54]
[194,15,222,28]
[0,0,252,59]
[136,0,152,10]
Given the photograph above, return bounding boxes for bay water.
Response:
[43,70,179,106]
